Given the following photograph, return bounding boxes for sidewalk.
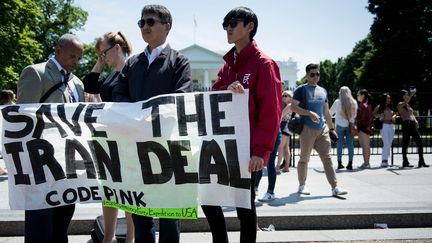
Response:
[1,153,431,242]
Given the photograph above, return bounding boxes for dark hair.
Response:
[358,89,371,104]
[0,89,16,105]
[378,93,392,114]
[223,7,258,41]
[305,63,319,73]
[400,89,408,101]
[141,4,172,25]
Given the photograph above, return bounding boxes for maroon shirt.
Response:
[212,40,283,165]
[356,102,373,135]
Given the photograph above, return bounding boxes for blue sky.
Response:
[74,0,373,77]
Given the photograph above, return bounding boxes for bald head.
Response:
[55,34,84,72]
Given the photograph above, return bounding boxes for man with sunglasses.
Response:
[291,64,348,197]
[113,4,191,243]
[201,7,282,243]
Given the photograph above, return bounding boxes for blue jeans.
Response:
[255,130,282,194]
[336,125,354,162]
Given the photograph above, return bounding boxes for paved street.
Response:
[1,153,431,242]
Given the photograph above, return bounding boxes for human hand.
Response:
[228,81,245,94]
[249,155,264,173]
[309,111,320,123]
[329,129,338,143]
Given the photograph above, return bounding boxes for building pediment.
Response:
[180,44,223,62]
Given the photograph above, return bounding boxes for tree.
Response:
[317,59,345,104]
[360,0,432,113]
[0,0,88,90]
[0,0,42,89]
[339,35,374,90]
[34,0,88,62]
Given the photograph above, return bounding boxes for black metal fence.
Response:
[291,116,432,166]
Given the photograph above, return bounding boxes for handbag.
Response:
[288,112,303,134]
[287,85,307,135]
[395,115,403,125]
[349,122,358,136]
[373,117,383,130]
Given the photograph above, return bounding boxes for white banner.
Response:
[1,90,251,211]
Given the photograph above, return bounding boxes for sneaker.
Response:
[258,192,275,202]
[380,162,389,168]
[358,163,371,169]
[332,187,348,196]
[298,185,311,195]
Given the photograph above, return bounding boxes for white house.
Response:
[179,44,298,91]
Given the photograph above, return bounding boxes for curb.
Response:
[1,213,432,236]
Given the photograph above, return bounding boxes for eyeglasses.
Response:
[101,45,115,57]
[137,18,165,28]
[222,18,244,30]
[309,72,320,77]
[282,95,290,98]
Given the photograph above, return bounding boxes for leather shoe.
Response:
[418,162,430,168]
[402,162,413,168]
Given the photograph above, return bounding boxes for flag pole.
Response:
[193,15,197,44]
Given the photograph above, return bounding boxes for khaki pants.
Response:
[297,126,337,188]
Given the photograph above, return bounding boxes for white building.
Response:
[179,44,298,91]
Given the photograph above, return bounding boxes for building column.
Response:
[203,70,209,90]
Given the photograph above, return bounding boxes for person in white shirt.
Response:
[329,86,358,170]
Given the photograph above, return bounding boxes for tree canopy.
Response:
[0,0,87,90]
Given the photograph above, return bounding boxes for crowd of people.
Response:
[0,3,429,243]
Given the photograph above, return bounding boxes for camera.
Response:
[410,86,416,93]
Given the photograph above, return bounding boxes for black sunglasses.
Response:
[137,18,165,28]
[101,45,115,57]
[222,18,244,30]
[309,72,320,77]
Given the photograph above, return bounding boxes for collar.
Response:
[144,42,168,62]
[50,57,65,72]
[223,40,258,66]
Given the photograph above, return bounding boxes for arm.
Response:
[281,103,291,118]
[291,99,320,123]
[212,66,229,91]
[373,105,379,116]
[17,66,43,104]
[249,61,282,171]
[323,102,335,130]
[172,55,192,93]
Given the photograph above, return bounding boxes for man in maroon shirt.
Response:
[201,6,282,243]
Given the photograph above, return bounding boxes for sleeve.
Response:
[83,72,103,94]
[251,60,282,165]
[350,102,358,123]
[112,61,132,102]
[172,55,192,93]
[292,86,303,103]
[212,65,229,91]
[368,106,374,129]
[329,99,338,116]
[16,66,43,104]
